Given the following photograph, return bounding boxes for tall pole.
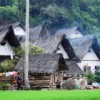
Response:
[24,0,30,89]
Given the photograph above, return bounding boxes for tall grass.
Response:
[0,90,100,100]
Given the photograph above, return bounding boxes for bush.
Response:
[94,71,100,82]
[0,59,15,72]
[13,44,44,57]
[0,82,5,90]
[62,78,76,90]
[83,72,95,85]
[3,83,13,90]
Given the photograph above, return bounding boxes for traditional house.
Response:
[1,22,51,44]
[31,35,83,76]
[0,25,20,59]
[29,23,50,41]
[0,22,25,44]
[15,53,68,88]
[55,26,83,38]
[32,34,76,59]
[12,22,25,43]
[68,35,100,73]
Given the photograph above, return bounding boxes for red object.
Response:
[13,80,17,84]
[13,72,18,77]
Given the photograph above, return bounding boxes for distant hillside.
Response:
[0,0,100,37]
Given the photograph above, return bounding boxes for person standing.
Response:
[55,80,61,89]
[16,75,23,90]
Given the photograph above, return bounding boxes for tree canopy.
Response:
[0,0,100,37]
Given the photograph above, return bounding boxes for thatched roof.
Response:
[55,26,83,38]
[29,24,50,41]
[30,34,77,59]
[15,53,68,74]
[0,22,21,30]
[68,35,100,60]
[0,24,20,47]
[66,60,83,75]
[32,34,65,53]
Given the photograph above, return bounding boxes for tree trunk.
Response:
[24,0,30,89]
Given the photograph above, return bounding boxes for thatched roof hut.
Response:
[29,24,50,41]
[68,35,100,60]
[66,60,83,75]
[55,26,83,38]
[15,53,68,74]
[0,24,20,47]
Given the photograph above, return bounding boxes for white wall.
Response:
[69,30,83,38]
[13,26,25,36]
[56,44,69,59]
[77,48,100,73]
[0,41,14,59]
[13,26,25,42]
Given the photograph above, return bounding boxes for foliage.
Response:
[29,44,44,54]
[0,0,100,36]
[13,46,25,57]
[0,59,16,71]
[0,0,19,23]
[13,44,44,57]
[41,4,68,23]
[94,71,100,82]
[0,82,5,90]
[83,72,95,85]
[84,71,100,84]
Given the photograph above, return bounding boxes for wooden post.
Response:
[24,0,30,89]
[61,71,63,86]
[50,74,53,88]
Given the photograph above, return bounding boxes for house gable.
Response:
[83,48,99,61]
[77,48,100,73]
[55,26,83,38]
[0,41,14,59]
[56,44,69,59]
[70,29,83,38]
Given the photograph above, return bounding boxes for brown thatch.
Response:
[0,22,21,30]
[29,24,50,41]
[15,53,68,74]
[66,60,83,75]
[55,26,83,38]
[32,34,65,53]
[0,24,20,47]
[68,35,100,60]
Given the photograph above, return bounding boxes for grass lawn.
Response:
[0,90,100,100]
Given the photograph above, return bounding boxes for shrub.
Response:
[94,71,100,82]
[0,59,15,72]
[0,82,5,90]
[3,83,12,90]
[83,72,95,85]
[13,44,44,57]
